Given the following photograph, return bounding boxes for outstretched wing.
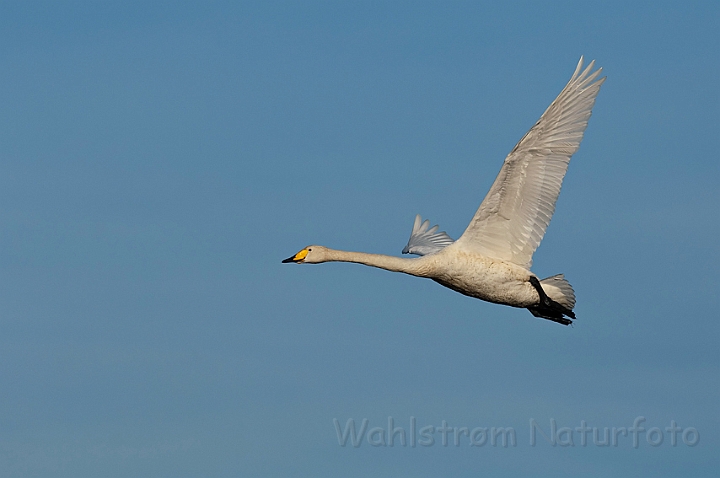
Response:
[402,214,454,256]
[453,57,605,268]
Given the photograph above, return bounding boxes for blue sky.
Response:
[0,1,718,476]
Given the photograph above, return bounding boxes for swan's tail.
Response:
[540,274,576,310]
[527,274,576,325]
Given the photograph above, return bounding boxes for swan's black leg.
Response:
[529,276,549,303]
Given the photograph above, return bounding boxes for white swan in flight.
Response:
[283,58,605,325]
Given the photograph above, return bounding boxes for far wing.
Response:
[402,214,454,256]
[453,57,605,268]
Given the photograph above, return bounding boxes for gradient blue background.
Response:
[0,1,717,476]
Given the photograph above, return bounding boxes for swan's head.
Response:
[281,245,328,264]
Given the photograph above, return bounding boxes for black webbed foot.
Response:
[528,276,576,325]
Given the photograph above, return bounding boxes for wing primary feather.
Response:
[402,214,455,256]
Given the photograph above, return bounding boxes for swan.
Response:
[283,57,605,325]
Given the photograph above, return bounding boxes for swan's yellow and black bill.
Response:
[282,248,308,263]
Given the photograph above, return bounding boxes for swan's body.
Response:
[283,58,605,325]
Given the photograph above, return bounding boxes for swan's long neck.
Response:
[323,248,428,277]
